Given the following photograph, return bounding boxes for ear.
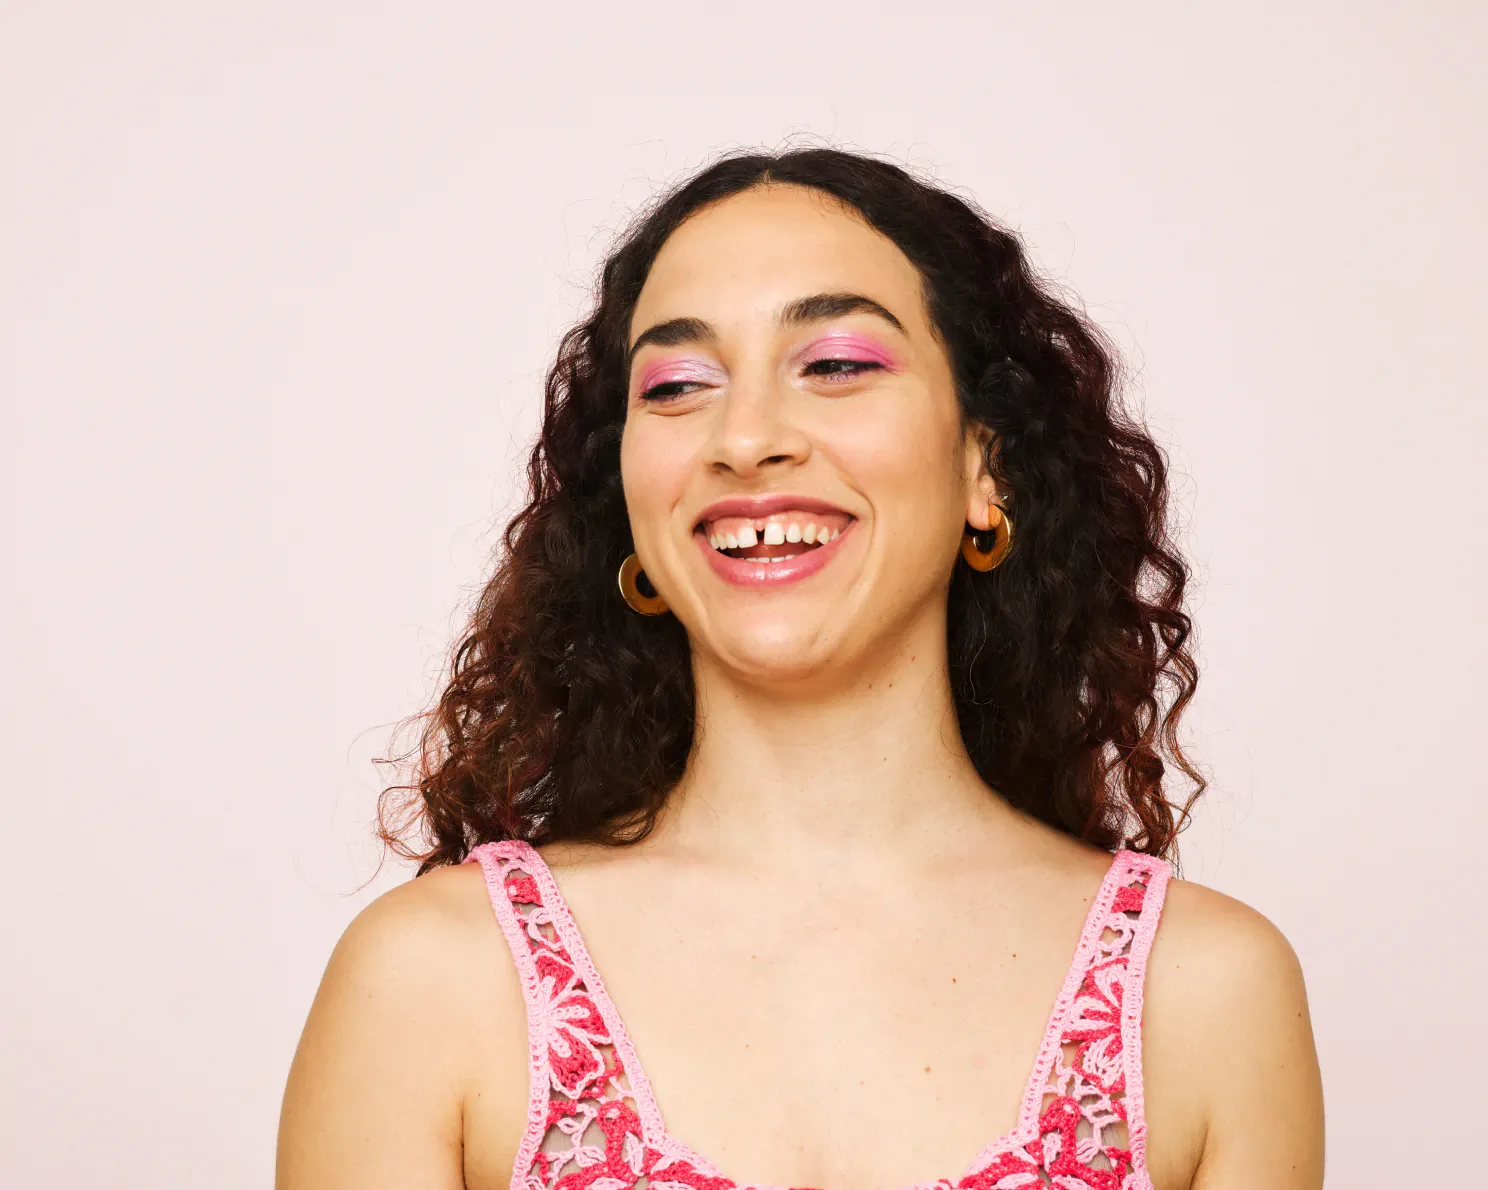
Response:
[962,420,1001,531]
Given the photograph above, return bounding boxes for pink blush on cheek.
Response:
[801,333,902,370]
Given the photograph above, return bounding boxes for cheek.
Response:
[620,417,695,522]
[822,394,963,521]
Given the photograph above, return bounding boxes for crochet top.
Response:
[465,840,1172,1190]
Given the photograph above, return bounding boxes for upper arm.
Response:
[275,863,528,1190]
[1141,879,1325,1190]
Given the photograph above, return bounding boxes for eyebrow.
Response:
[626,292,905,366]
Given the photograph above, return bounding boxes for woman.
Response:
[277,148,1324,1190]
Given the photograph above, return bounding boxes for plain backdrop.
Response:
[3,3,1483,1186]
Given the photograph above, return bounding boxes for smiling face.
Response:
[620,184,999,687]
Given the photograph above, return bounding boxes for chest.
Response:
[462,852,1159,1190]
[630,899,1084,1176]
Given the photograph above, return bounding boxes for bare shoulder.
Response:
[1140,876,1325,1190]
[339,859,508,969]
[1145,876,1315,1083]
[276,860,528,1190]
[312,859,522,1034]
[1150,876,1307,1001]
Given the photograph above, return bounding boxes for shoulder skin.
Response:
[1139,876,1326,1190]
[275,861,528,1190]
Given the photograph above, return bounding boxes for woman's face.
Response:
[621,184,996,686]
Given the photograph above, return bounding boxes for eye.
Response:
[640,380,705,402]
[803,358,886,381]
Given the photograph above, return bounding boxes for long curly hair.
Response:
[378,147,1204,873]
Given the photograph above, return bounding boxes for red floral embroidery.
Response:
[1065,958,1129,1096]
[645,1150,753,1190]
[506,872,542,907]
[532,950,612,1099]
[550,1100,646,1190]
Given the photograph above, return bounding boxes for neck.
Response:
[658,607,1021,867]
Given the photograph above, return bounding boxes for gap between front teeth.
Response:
[707,522,839,550]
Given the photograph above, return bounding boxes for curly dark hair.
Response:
[378,146,1204,873]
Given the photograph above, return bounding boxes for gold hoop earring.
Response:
[618,553,669,615]
[960,503,1013,572]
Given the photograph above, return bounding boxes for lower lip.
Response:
[695,521,856,588]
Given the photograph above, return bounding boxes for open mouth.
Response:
[697,509,855,565]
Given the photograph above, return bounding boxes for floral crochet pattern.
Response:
[467,841,1170,1190]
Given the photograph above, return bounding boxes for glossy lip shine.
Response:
[692,495,858,589]
[696,519,856,587]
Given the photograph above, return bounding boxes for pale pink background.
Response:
[3,3,1483,1186]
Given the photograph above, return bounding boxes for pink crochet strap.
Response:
[464,840,655,1190]
[466,840,1173,1190]
[1118,850,1171,1172]
[464,843,553,1189]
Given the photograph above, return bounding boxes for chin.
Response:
[712,621,841,684]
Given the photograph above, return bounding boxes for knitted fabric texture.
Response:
[466,840,1171,1190]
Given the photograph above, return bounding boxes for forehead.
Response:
[630,184,927,337]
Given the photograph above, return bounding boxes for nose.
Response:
[703,370,811,477]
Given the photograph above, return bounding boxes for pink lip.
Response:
[694,492,854,523]
[695,518,856,588]
[691,493,858,590]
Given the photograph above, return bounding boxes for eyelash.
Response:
[640,359,884,402]
[640,381,704,402]
[805,358,885,380]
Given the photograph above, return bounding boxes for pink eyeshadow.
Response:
[800,332,901,370]
[635,357,724,392]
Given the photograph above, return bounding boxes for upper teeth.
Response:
[706,520,838,550]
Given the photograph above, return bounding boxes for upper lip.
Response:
[693,492,855,528]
